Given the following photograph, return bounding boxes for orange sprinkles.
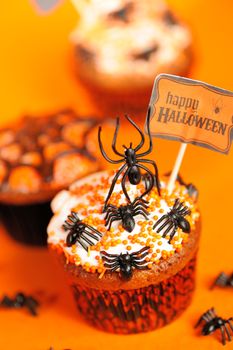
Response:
[49,172,199,276]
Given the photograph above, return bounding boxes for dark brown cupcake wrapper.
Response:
[0,201,52,246]
[71,255,197,334]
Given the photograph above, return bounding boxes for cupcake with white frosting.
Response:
[47,116,200,334]
[70,0,193,116]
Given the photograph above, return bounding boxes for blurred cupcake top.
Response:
[0,110,100,204]
[71,0,192,86]
[48,170,200,284]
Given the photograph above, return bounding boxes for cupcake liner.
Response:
[0,201,52,246]
[71,255,196,334]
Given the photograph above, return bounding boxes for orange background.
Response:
[0,1,232,349]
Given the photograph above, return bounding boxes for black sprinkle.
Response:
[108,3,133,23]
[164,10,178,25]
[76,45,95,62]
[132,45,159,61]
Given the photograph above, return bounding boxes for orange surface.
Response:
[0,1,232,349]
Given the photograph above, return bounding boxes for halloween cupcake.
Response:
[47,116,200,334]
[70,0,192,116]
[0,109,100,246]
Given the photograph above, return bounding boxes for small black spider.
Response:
[0,292,39,316]
[104,197,149,232]
[195,308,233,346]
[101,246,150,280]
[176,174,198,201]
[153,198,191,243]
[165,172,198,201]
[63,211,102,251]
[98,108,160,211]
[108,3,133,22]
[210,272,233,289]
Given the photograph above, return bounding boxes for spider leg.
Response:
[105,204,118,210]
[101,251,120,258]
[174,199,182,210]
[134,202,149,210]
[106,215,120,231]
[85,224,102,237]
[103,262,120,270]
[137,159,160,195]
[156,219,172,233]
[227,319,233,333]
[179,208,191,216]
[162,223,174,238]
[168,226,178,243]
[133,210,149,221]
[224,323,232,342]
[110,265,121,272]
[83,229,100,241]
[137,164,159,198]
[220,325,227,346]
[134,206,149,216]
[133,251,150,260]
[210,272,226,289]
[124,115,145,152]
[112,117,125,157]
[98,126,123,164]
[121,167,131,202]
[77,239,89,251]
[209,308,217,318]
[105,209,119,223]
[130,246,150,257]
[195,315,206,328]
[153,214,167,228]
[103,163,127,211]
[136,107,153,156]
[132,264,148,270]
[132,259,148,266]
[80,234,95,247]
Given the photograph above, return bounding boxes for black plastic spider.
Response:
[0,292,39,316]
[195,308,233,346]
[210,272,233,289]
[101,246,150,280]
[63,211,102,251]
[98,108,160,211]
[153,198,191,243]
[104,197,149,232]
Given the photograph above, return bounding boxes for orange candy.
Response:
[8,166,42,192]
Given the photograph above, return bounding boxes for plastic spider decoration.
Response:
[0,292,39,316]
[104,197,149,232]
[210,272,233,289]
[63,211,102,251]
[153,198,191,243]
[101,246,150,280]
[164,172,198,201]
[195,308,233,346]
[98,108,160,211]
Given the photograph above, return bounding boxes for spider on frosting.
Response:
[101,246,150,280]
[63,211,102,251]
[104,197,149,232]
[153,198,191,243]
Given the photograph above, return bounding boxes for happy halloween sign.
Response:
[148,74,233,154]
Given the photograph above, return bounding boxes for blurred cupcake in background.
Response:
[70,0,193,116]
[0,109,101,246]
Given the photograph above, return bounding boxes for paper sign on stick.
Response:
[148,74,233,154]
